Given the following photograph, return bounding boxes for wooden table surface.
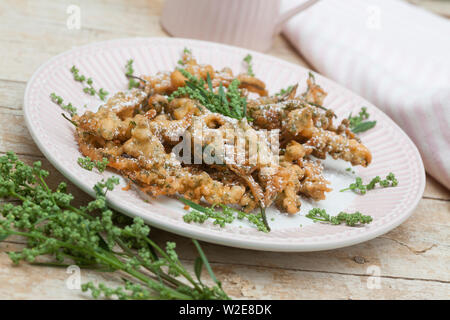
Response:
[0,0,449,300]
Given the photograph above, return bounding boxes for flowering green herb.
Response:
[169,69,249,121]
[0,152,228,300]
[340,173,398,194]
[125,59,139,89]
[306,208,372,226]
[77,156,109,173]
[348,107,376,133]
[243,54,255,77]
[50,93,78,116]
[70,65,109,101]
[275,85,294,97]
[180,197,269,233]
[177,48,192,65]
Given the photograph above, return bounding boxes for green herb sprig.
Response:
[50,93,78,116]
[348,107,376,133]
[169,69,249,121]
[125,59,139,89]
[243,54,254,77]
[70,65,109,101]
[178,48,192,65]
[77,156,109,173]
[180,197,269,233]
[0,152,228,300]
[340,173,398,194]
[275,85,294,97]
[306,208,372,226]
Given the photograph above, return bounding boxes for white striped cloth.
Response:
[282,0,450,189]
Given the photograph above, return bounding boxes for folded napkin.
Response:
[282,0,450,189]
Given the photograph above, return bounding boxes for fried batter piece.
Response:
[72,51,372,217]
[75,101,258,210]
[249,100,371,167]
[141,49,268,97]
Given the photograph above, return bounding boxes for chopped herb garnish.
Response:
[50,93,77,116]
[243,54,254,77]
[340,173,398,194]
[180,197,269,233]
[306,208,372,226]
[77,156,109,173]
[169,69,249,120]
[70,65,109,101]
[348,107,376,133]
[125,59,139,89]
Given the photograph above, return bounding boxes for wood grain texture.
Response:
[0,0,448,300]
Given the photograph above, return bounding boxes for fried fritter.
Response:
[72,51,372,216]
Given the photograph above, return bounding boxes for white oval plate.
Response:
[24,38,425,252]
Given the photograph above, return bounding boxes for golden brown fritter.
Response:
[72,51,372,216]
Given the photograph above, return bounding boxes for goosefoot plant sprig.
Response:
[50,93,78,116]
[70,65,109,101]
[306,208,373,226]
[340,173,398,194]
[274,85,294,97]
[77,156,109,173]
[169,69,249,121]
[125,59,140,89]
[348,107,376,133]
[180,197,269,233]
[0,152,229,300]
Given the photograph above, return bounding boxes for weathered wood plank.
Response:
[0,243,122,300]
[214,263,450,300]
[1,242,448,300]
[407,0,450,18]
[0,0,164,82]
[424,175,450,201]
[0,80,26,110]
[3,194,449,283]
[0,109,41,156]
